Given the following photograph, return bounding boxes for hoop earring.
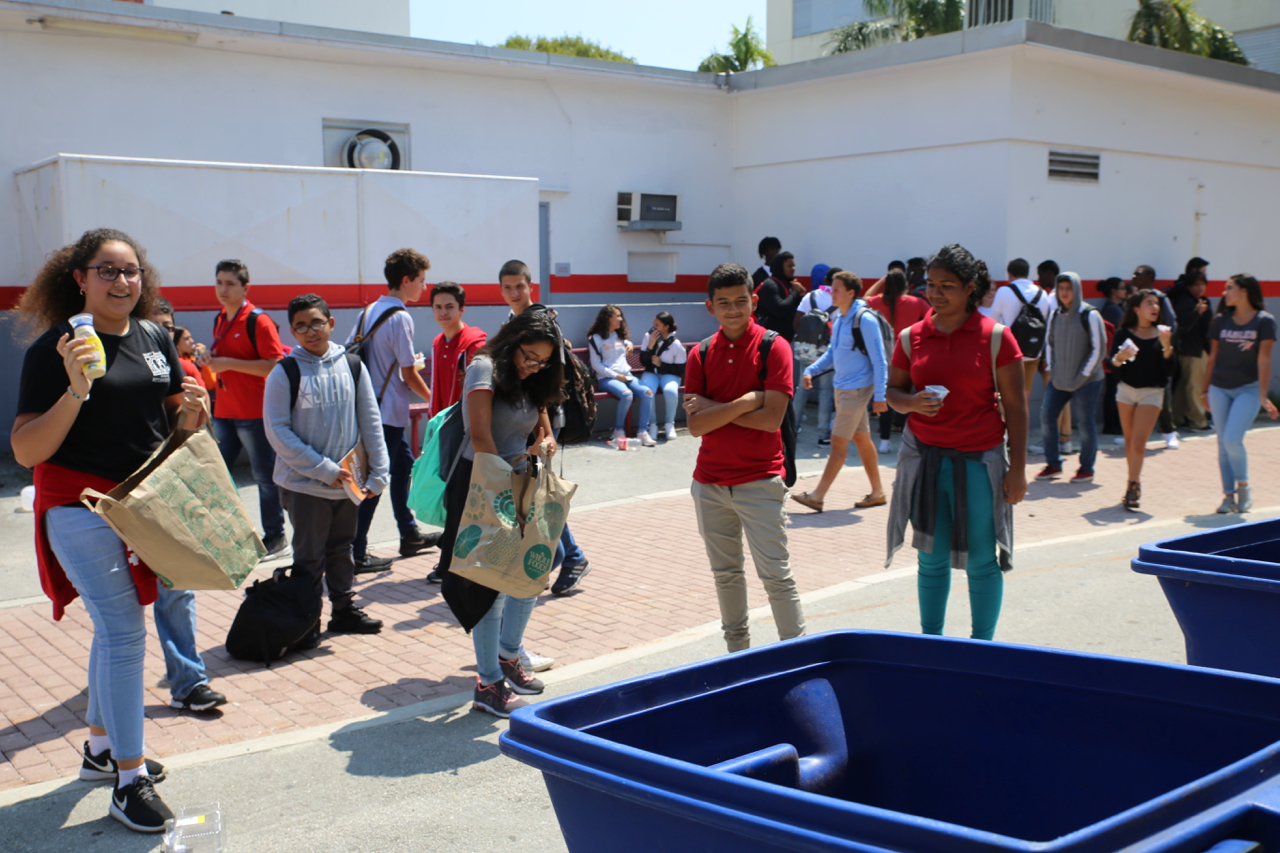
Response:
[79,290,85,295]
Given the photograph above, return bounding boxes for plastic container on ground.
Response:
[1132,517,1280,678]
[162,802,226,853]
[500,630,1280,853]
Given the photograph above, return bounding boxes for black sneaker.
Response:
[499,656,545,695]
[110,775,174,833]
[551,561,592,596]
[353,554,394,575]
[80,743,167,783]
[328,604,383,634]
[259,534,292,562]
[817,437,832,446]
[170,683,227,712]
[472,678,528,718]
[426,566,443,584]
[400,529,441,557]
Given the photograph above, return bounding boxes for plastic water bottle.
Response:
[162,802,226,853]
[607,438,640,451]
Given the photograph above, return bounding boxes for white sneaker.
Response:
[1061,439,1074,455]
[1164,431,1180,450]
[664,424,677,440]
[519,645,555,673]
[638,430,657,447]
[1113,436,1126,447]
[878,439,892,454]
[612,428,626,441]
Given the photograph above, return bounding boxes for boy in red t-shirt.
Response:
[207,260,289,560]
[428,282,487,417]
[683,262,806,652]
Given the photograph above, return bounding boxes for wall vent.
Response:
[1048,150,1100,183]
[322,119,410,170]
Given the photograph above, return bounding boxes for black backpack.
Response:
[1008,287,1048,359]
[280,353,364,407]
[347,303,407,403]
[793,307,832,363]
[698,331,797,487]
[225,570,321,666]
[558,344,598,445]
[850,304,894,359]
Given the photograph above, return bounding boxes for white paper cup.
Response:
[925,385,950,400]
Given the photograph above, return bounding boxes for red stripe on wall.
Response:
[548,274,709,295]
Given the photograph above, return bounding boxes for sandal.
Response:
[790,491,824,513]
[854,493,887,509]
[1122,481,1141,511]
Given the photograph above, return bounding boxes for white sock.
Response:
[89,733,111,756]
[117,764,143,788]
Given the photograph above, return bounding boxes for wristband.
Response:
[68,387,90,402]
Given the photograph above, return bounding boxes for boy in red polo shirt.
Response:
[684,262,806,652]
[207,259,289,560]
[429,282,487,417]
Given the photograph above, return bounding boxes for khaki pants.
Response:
[1174,353,1210,429]
[691,477,806,652]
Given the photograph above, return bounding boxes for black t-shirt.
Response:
[18,318,185,481]
[1109,328,1174,390]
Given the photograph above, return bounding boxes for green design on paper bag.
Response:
[153,453,259,584]
[493,489,516,525]
[483,527,521,566]
[463,484,487,521]
[535,501,566,541]
[523,543,554,579]
[454,524,482,559]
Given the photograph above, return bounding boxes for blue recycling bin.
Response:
[500,631,1280,853]
[1132,517,1280,677]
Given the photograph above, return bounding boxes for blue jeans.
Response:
[1209,382,1262,493]
[639,371,681,432]
[46,506,148,761]
[153,586,207,701]
[213,416,284,539]
[354,424,416,558]
[917,458,1003,641]
[474,593,539,686]
[599,376,653,433]
[1041,379,1102,472]
[793,362,834,440]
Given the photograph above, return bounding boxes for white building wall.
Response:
[147,0,411,36]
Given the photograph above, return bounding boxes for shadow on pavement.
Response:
[0,784,142,853]
[329,702,502,778]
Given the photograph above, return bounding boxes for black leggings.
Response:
[879,408,906,440]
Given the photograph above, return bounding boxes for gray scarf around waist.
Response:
[885,426,1014,572]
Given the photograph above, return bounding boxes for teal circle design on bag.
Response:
[535,501,566,540]
[453,524,482,559]
[464,484,487,521]
[523,543,554,579]
[493,489,517,525]
[484,527,521,566]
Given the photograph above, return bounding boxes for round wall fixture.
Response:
[344,128,401,170]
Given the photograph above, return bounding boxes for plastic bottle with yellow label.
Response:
[69,313,107,380]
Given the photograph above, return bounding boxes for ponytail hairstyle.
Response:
[926,244,991,311]
[654,310,677,333]
[881,269,909,324]
[1218,274,1265,315]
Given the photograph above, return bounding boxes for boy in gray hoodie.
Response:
[264,294,391,635]
[1038,272,1107,483]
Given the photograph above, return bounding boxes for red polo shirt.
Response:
[685,320,793,487]
[210,301,285,420]
[430,324,488,417]
[892,309,1021,452]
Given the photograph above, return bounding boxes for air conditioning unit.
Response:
[617,192,681,231]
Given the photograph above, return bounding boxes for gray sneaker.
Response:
[1237,485,1253,513]
[1216,495,1237,514]
[499,655,545,695]
[472,678,527,718]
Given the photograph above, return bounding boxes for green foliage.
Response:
[1127,0,1248,65]
[827,0,964,53]
[499,34,635,64]
[698,16,775,73]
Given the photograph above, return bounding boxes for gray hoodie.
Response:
[264,342,390,501]
[1045,271,1105,392]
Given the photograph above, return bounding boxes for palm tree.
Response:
[827,0,964,54]
[1127,0,1248,65]
[698,16,775,73]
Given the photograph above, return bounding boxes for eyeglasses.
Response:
[518,346,551,369]
[291,319,329,335]
[86,265,144,282]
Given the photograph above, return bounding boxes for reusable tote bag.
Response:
[450,450,577,598]
[406,403,462,528]
[81,421,265,590]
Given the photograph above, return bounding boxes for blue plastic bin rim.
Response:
[1131,558,1280,592]
[500,630,1280,853]
[1136,517,1280,579]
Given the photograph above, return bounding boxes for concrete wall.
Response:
[147,0,411,36]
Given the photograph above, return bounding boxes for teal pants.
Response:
[917,457,1004,641]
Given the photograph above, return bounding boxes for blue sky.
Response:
[409,1,770,71]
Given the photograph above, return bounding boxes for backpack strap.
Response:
[351,303,406,348]
[284,353,365,409]
[990,322,1006,420]
[756,330,778,382]
[245,307,264,354]
[850,305,872,355]
[698,336,713,396]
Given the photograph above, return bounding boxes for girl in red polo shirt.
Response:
[884,244,1028,641]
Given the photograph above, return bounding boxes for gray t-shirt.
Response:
[1210,311,1277,390]
[460,354,538,470]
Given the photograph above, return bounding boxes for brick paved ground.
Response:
[1,428,1275,789]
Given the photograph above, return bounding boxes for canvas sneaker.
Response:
[110,774,173,833]
[472,678,528,719]
[1070,469,1094,484]
[1035,466,1062,480]
[80,743,167,783]
[1237,484,1254,513]
[1164,431,1180,450]
[878,438,892,454]
[519,645,555,673]
[637,430,657,447]
[551,561,592,595]
[499,656,545,695]
[259,534,292,562]
[170,683,227,712]
[664,424,678,441]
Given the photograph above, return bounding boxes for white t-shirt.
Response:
[797,289,834,315]
[990,279,1050,362]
